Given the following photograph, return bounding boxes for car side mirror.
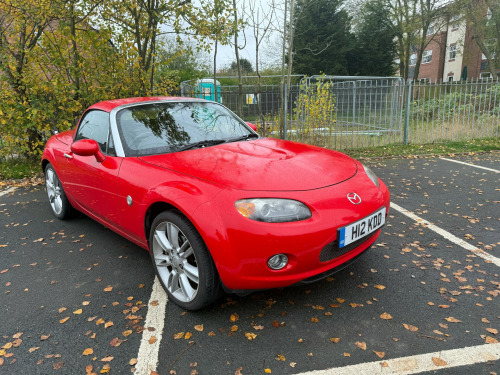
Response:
[246,122,257,131]
[71,139,106,163]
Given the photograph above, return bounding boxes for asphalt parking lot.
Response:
[1,152,499,375]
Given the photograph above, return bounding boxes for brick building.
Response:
[409,5,498,82]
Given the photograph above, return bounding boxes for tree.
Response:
[350,0,397,76]
[292,0,354,76]
[230,58,253,73]
[154,36,211,91]
[455,0,499,78]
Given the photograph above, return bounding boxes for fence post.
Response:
[284,83,288,140]
[404,79,411,145]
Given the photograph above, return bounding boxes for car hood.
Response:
[138,138,358,191]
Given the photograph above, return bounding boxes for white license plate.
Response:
[338,207,386,248]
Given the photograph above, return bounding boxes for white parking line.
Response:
[390,202,500,268]
[0,187,16,197]
[440,157,500,173]
[298,342,500,375]
[135,277,167,375]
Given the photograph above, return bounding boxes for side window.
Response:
[75,110,112,154]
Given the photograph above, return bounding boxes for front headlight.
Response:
[362,163,380,188]
[235,198,312,223]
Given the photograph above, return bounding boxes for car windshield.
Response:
[116,101,254,156]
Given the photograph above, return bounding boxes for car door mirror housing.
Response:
[71,139,106,162]
[246,122,257,131]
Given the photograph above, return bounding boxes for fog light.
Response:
[267,254,288,270]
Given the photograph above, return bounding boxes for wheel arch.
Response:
[144,201,183,249]
[41,158,50,173]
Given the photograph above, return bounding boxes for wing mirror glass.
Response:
[71,139,105,162]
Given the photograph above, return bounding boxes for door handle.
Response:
[64,153,73,159]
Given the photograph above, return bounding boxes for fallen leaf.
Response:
[53,361,64,370]
[380,312,393,320]
[373,350,385,358]
[343,353,351,357]
[432,357,447,366]
[230,325,238,332]
[29,347,40,353]
[264,369,271,374]
[244,332,257,341]
[438,305,450,309]
[73,309,83,315]
[253,325,264,330]
[59,317,70,324]
[486,328,498,335]
[230,313,239,323]
[40,334,50,341]
[403,323,419,332]
[374,285,386,290]
[123,330,133,337]
[58,307,67,313]
[104,321,114,329]
[276,354,286,361]
[129,358,138,366]
[96,318,105,325]
[355,341,367,350]
[104,286,113,292]
[100,363,110,373]
[101,356,114,362]
[173,332,184,340]
[330,338,340,343]
[184,332,192,339]
[82,348,94,356]
[194,325,204,332]
[110,338,124,347]
[310,317,319,323]
[486,336,499,344]
[445,317,461,323]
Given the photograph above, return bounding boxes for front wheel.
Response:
[45,164,73,219]
[149,211,222,310]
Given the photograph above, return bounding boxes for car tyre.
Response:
[150,211,222,310]
[45,163,73,219]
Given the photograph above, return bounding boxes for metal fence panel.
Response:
[181,77,499,150]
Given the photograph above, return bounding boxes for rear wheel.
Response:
[45,164,73,219]
[149,211,222,310]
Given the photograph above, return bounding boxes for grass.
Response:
[0,137,498,182]
[0,157,40,180]
[343,137,500,159]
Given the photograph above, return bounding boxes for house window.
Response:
[480,72,492,80]
[452,15,460,29]
[449,45,456,60]
[410,53,417,66]
[427,24,435,35]
[423,50,432,63]
[448,76,454,82]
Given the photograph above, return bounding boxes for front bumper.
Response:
[193,173,390,290]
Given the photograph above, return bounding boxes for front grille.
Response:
[319,232,376,262]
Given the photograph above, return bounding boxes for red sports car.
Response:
[42,97,390,310]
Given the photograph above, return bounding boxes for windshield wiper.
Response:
[176,139,226,152]
[226,133,259,143]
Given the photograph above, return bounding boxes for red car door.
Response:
[60,110,122,223]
